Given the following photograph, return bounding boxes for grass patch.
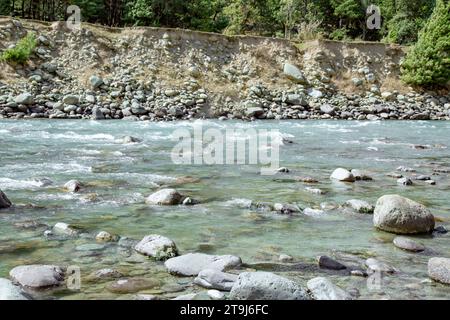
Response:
[1,33,37,64]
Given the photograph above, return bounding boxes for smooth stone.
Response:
[307,277,352,300]
[317,256,347,270]
[279,254,294,262]
[344,199,374,214]
[62,95,79,105]
[15,93,34,105]
[229,272,310,300]
[303,208,325,216]
[330,168,355,182]
[96,231,115,242]
[351,169,373,181]
[428,257,450,285]
[75,243,105,252]
[365,258,396,274]
[145,188,182,205]
[393,236,425,252]
[134,235,178,260]
[397,177,413,186]
[89,268,123,280]
[194,269,238,291]
[9,265,64,288]
[0,278,28,300]
[207,289,225,300]
[283,63,308,84]
[106,278,160,294]
[0,189,12,209]
[53,222,78,236]
[63,180,81,192]
[121,136,141,143]
[165,253,242,276]
[30,177,53,187]
[373,195,435,234]
[273,203,301,214]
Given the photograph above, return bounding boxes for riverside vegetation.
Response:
[0,1,449,302]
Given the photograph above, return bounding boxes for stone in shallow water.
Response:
[365,258,396,274]
[89,268,123,280]
[9,265,65,288]
[75,243,105,252]
[106,278,160,294]
[230,272,310,300]
[0,278,28,300]
[428,257,450,285]
[53,222,78,236]
[63,180,81,192]
[330,168,355,182]
[134,235,178,260]
[317,256,347,270]
[165,253,241,276]
[344,199,374,214]
[307,277,352,300]
[397,177,413,186]
[0,189,12,209]
[373,195,435,234]
[393,236,425,252]
[145,188,182,205]
[194,269,238,291]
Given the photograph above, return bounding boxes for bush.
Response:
[401,0,450,86]
[329,28,349,41]
[1,33,37,64]
[387,14,423,45]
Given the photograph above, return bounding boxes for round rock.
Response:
[393,236,425,252]
[134,235,178,260]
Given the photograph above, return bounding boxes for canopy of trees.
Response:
[0,0,439,44]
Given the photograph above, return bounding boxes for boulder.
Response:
[91,106,105,120]
[165,253,242,276]
[330,168,355,182]
[428,257,450,285]
[9,265,64,288]
[146,188,182,205]
[194,269,238,291]
[229,272,310,300]
[317,256,347,270]
[373,195,435,234]
[351,169,373,181]
[307,277,352,300]
[62,95,79,105]
[0,190,12,209]
[0,278,28,300]
[283,63,308,84]
[53,222,78,236]
[95,231,115,242]
[134,235,178,260]
[365,258,396,274]
[14,93,34,105]
[89,75,104,89]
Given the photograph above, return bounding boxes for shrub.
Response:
[1,33,37,64]
[401,0,450,86]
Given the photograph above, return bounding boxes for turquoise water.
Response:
[0,119,449,300]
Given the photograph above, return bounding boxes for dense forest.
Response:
[0,0,440,44]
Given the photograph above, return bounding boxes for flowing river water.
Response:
[0,119,449,300]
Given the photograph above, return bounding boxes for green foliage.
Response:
[401,0,450,86]
[330,27,350,41]
[1,33,37,65]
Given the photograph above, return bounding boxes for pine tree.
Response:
[401,0,450,86]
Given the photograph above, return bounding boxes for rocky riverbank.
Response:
[1,18,449,121]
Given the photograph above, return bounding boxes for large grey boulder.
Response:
[283,63,308,84]
[0,278,28,300]
[194,269,238,291]
[15,93,34,105]
[229,272,310,300]
[307,277,352,300]
[134,235,178,260]
[165,253,242,276]
[373,195,435,234]
[9,265,65,288]
[330,168,355,182]
[428,257,450,285]
[0,190,12,209]
[146,188,182,205]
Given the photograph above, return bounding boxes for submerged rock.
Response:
[194,269,238,291]
[9,265,65,288]
[344,199,374,214]
[373,195,435,234]
[106,278,160,294]
[230,272,310,300]
[351,169,373,181]
[317,256,347,270]
[0,190,12,209]
[134,235,178,260]
[307,277,352,300]
[145,188,182,205]
[428,257,450,285]
[365,258,396,274]
[273,203,301,214]
[393,236,425,252]
[330,168,355,182]
[165,253,241,276]
[52,222,78,236]
[95,231,116,242]
[0,278,28,300]
[88,268,123,280]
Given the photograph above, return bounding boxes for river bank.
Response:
[0,120,449,300]
[1,18,449,122]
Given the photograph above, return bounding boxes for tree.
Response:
[401,0,450,86]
